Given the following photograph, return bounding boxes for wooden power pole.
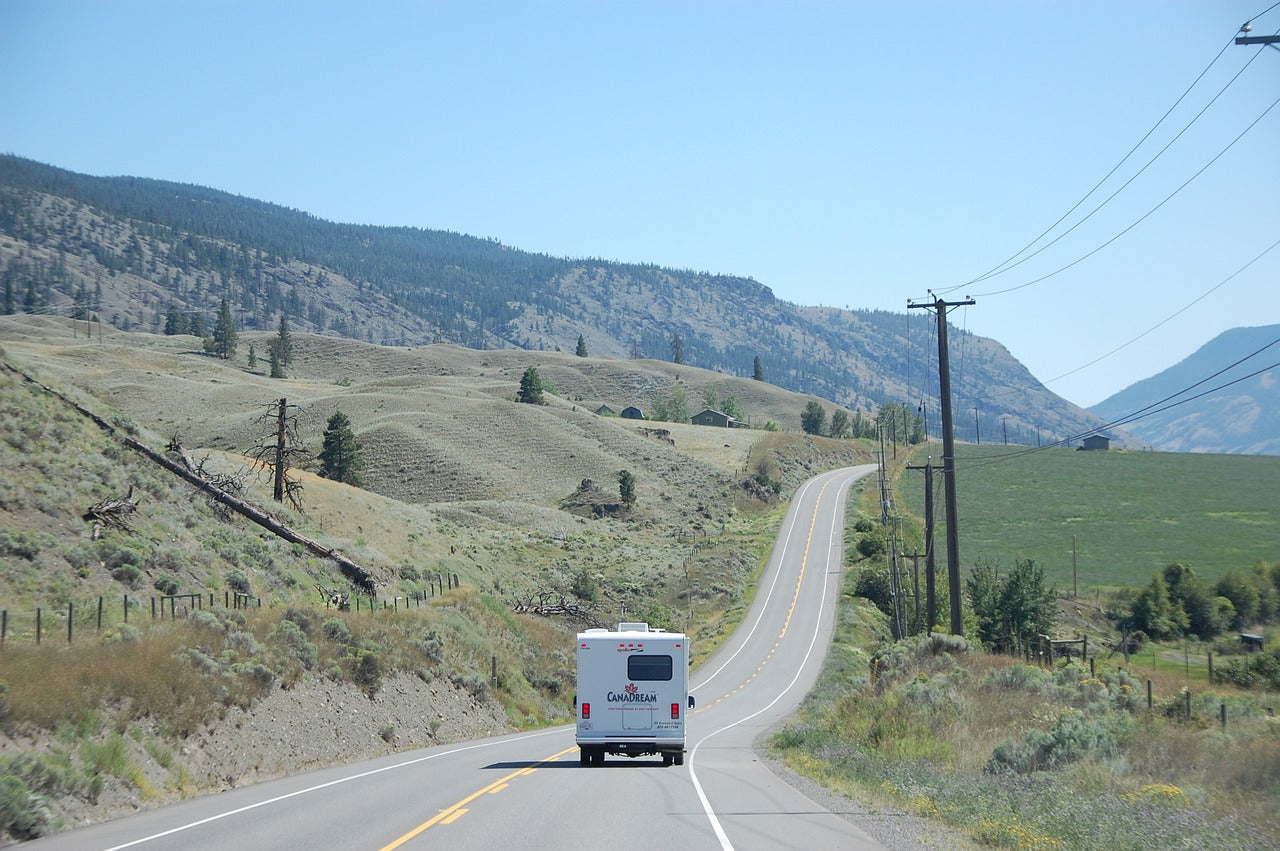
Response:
[909,296,973,635]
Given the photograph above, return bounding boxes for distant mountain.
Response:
[0,154,1107,445]
[1090,324,1280,455]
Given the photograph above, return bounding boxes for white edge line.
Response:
[687,466,863,851]
[103,727,564,850]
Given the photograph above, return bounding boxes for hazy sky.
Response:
[3,1,1278,408]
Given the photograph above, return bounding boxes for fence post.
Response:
[1184,690,1192,722]
[1208,652,1214,684]
[1147,680,1153,711]
[124,594,129,623]
[491,655,498,688]
[97,597,103,631]
[36,607,41,644]
[1,609,6,646]
[1220,703,1227,731]
[68,602,73,643]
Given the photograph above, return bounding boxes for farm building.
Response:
[691,408,737,428]
[594,404,616,417]
[1079,435,1111,451]
[620,406,645,420]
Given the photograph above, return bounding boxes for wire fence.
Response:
[0,573,460,646]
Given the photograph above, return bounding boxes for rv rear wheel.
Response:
[592,748,605,766]
[579,748,590,766]
[662,752,673,766]
[674,752,684,766]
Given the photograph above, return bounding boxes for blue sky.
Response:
[3,1,1278,408]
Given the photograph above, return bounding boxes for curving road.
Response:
[30,464,882,851]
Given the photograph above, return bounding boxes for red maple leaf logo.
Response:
[624,682,639,694]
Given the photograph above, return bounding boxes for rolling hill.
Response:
[0,154,1107,449]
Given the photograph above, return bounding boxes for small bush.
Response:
[153,576,179,596]
[0,773,52,840]
[0,529,55,560]
[225,570,250,595]
[322,617,354,646]
[398,565,421,582]
[351,650,382,696]
[987,709,1130,774]
[111,564,142,589]
[272,619,317,670]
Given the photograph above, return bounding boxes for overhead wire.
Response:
[936,31,1246,295]
[972,91,1280,298]
[978,234,1280,401]
[931,11,1280,300]
[957,335,1280,469]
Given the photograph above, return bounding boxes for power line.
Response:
[979,234,1280,400]
[942,32,1249,293]
[973,93,1280,298]
[958,336,1280,469]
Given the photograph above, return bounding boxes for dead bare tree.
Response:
[167,434,245,494]
[248,397,308,511]
[511,588,601,627]
[84,485,140,537]
[315,584,352,611]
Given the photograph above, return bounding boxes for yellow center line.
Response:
[377,746,578,850]
[690,478,833,715]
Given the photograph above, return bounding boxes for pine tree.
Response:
[671,334,685,365]
[210,298,237,359]
[618,469,636,506]
[267,314,292,377]
[575,334,588,357]
[753,355,764,381]
[318,411,364,487]
[275,314,293,366]
[517,366,544,404]
[801,401,826,435]
[269,343,285,379]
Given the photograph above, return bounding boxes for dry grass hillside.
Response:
[0,314,874,626]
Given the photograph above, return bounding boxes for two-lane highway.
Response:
[30,464,883,851]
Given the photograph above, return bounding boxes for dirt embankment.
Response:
[0,673,514,842]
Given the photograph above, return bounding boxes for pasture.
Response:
[902,443,1280,592]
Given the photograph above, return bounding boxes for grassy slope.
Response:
[900,442,1280,592]
[0,314,874,648]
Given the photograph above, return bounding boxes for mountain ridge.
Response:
[1090,324,1280,455]
[0,154,1119,447]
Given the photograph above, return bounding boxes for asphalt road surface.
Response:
[30,464,884,851]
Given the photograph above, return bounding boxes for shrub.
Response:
[0,773,52,840]
[0,529,55,560]
[322,617,354,646]
[987,709,1130,774]
[153,576,179,596]
[351,650,382,696]
[225,570,250,595]
[111,564,142,589]
[272,619,317,670]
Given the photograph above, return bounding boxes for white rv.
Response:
[575,622,693,766]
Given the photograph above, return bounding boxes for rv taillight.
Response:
[581,702,590,719]
[671,702,680,719]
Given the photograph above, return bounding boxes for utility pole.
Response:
[909,296,974,635]
[907,458,936,633]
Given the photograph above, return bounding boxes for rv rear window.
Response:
[627,654,673,681]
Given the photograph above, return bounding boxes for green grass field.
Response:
[901,444,1280,593]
